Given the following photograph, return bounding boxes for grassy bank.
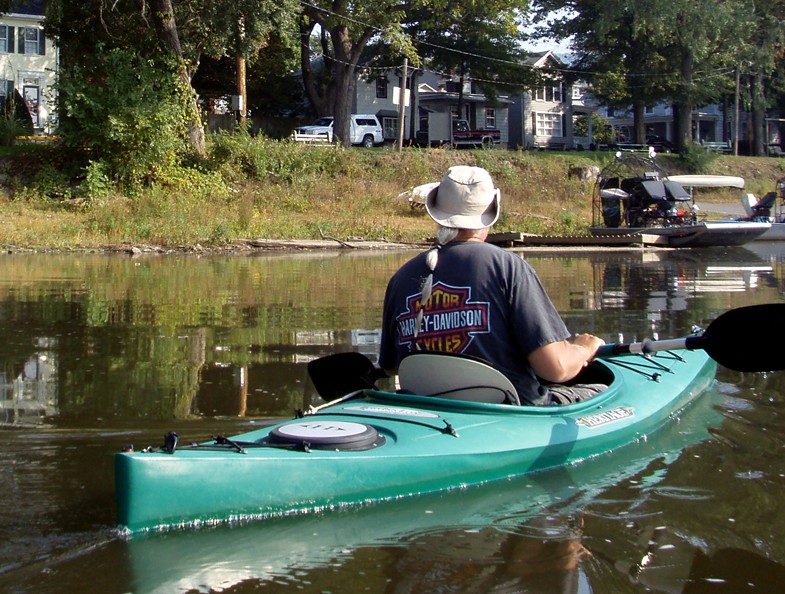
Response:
[2,136,784,251]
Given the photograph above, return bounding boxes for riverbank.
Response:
[2,140,784,252]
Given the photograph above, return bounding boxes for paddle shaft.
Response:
[597,336,702,358]
[595,304,785,372]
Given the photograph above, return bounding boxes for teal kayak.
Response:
[122,385,724,592]
[116,348,717,533]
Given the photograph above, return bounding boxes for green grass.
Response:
[1,137,784,250]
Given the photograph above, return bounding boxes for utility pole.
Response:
[397,57,408,152]
[734,65,740,156]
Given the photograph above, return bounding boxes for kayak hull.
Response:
[116,349,717,532]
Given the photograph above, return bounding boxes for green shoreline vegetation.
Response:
[2,134,785,252]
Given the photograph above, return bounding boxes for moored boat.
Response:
[738,175,785,240]
[590,155,771,247]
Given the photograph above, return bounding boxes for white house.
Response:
[0,1,58,134]
[353,67,511,146]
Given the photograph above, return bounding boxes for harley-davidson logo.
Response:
[576,407,634,428]
[396,281,490,353]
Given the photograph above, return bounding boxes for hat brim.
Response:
[425,185,501,230]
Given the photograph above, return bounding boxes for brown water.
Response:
[1,244,784,593]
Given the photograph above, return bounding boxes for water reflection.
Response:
[1,381,722,593]
[614,528,785,593]
[1,246,784,593]
[1,247,781,426]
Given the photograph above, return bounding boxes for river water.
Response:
[1,243,784,593]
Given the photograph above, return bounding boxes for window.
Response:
[645,106,654,114]
[376,78,387,99]
[534,84,563,103]
[18,27,44,56]
[382,117,398,139]
[485,108,495,129]
[0,26,7,54]
[532,112,562,137]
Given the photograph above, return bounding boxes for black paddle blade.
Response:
[307,352,380,401]
[699,303,785,372]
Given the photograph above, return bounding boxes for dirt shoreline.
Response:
[0,203,745,255]
[0,238,429,255]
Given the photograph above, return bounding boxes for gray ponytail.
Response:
[413,226,459,346]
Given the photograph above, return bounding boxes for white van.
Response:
[293,114,384,147]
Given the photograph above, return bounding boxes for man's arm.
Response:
[528,334,605,383]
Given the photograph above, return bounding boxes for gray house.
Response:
[508,51,597,150]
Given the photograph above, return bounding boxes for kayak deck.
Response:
[115,349,717,532]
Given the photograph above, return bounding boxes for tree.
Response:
[298,0,533,147]
[410,0,535,116]
[532,0,748,151]
[46,1,298,156]
[193,28,303,119]
[737,0,785,155]
[149,0,206,154]
[201,0,298,124]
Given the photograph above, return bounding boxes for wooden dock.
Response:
[487,232,670,248]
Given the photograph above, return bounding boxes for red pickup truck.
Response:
[450,119,501,149]
[416,115,502,149]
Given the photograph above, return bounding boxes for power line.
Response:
[297,0,739,86]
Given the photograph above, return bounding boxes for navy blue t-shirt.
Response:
[379,241,570,405]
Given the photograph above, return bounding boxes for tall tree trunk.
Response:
[149,0,205,155]
[751,72,766,156]
[673,48,695,152]
[299,18,333,116]
[332,64,355,146]
[235,16,247,125]
[330,24,356,147]
[632,101,646,144]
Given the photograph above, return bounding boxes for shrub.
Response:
[679,141,717,173]
[56,45,194,189]
[0,93,33,146]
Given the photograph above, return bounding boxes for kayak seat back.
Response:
[398,352,520,405]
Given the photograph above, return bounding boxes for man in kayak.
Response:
[379,165,606,405]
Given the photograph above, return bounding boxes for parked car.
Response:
[292,114,384,147]
[646,135,676,153]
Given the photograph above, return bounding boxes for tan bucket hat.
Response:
[425,166,501,229]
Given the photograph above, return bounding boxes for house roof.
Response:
[418,91,513,105]
[524,50,565,69]
[5,1,44,16]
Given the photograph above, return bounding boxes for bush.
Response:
[56,46,194,189]
[0,93,33,146]
[679,141,717,173]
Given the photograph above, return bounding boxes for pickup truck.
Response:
[291,114,384,147]
[451,119,501,148]
[416,115,501,149]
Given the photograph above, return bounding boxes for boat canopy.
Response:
[664,175,745,189]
